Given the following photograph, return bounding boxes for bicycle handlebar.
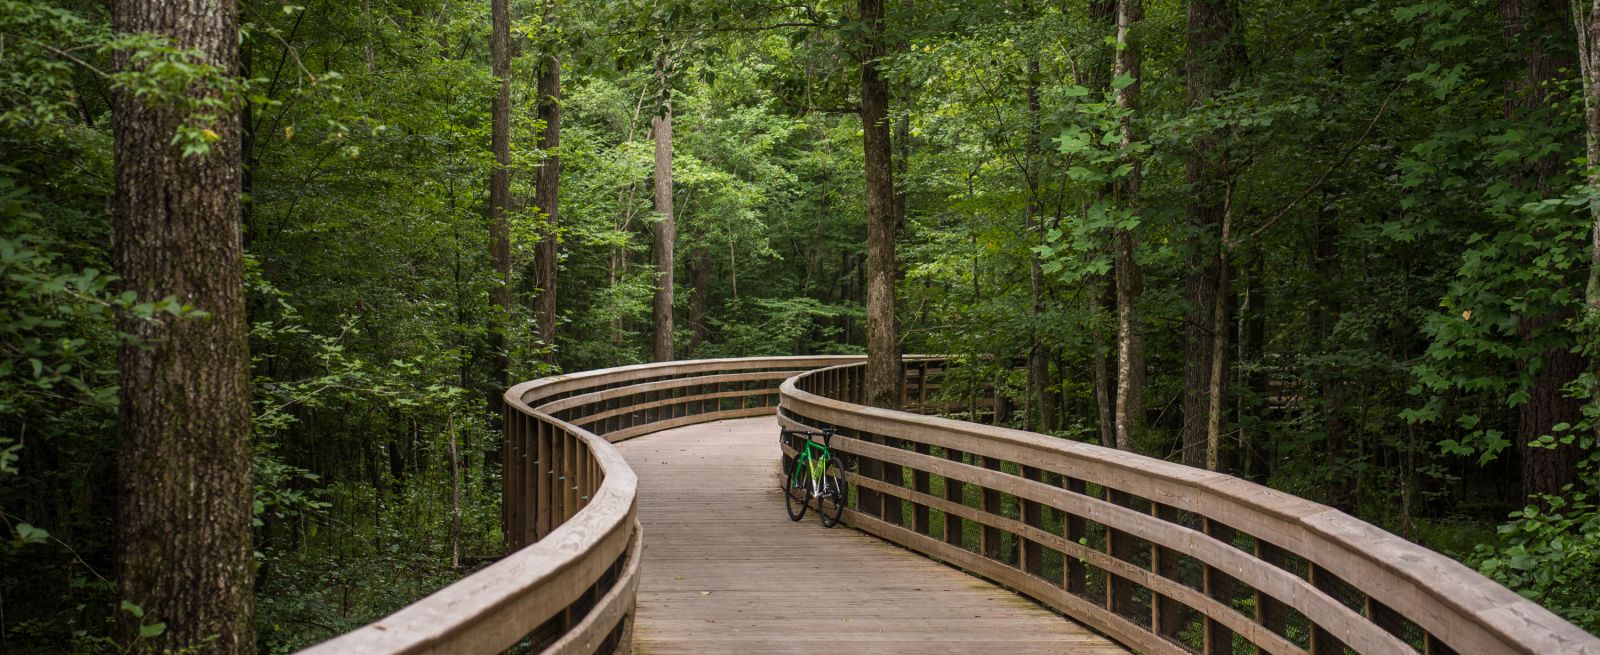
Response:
[780,426,837,447]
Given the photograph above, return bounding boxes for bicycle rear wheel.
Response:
[818,456,846,527]
[784,456,810,521]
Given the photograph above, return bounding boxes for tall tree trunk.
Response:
[860,0,901,408]
[1091,283,1116,447]
[1239,252,1269,482]
[1088,0,1117,449]
[448,413,462,569]
[1181,0,1245,469]
[489,0,513,388]
[689,247,709,354]
[651,47,676,362]
[1312,204,1352,509]
[1517,312,1586,498]
[1111,0,1145,452]
[1504,0,1586,500]
[533,43,561,364]
[1206,207,1232,471]
[111,0,253,651]
[1024,50,1057,434]
[1573,0,1600,452]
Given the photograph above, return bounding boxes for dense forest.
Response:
[2,0,1599,652]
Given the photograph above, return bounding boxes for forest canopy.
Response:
[1,0,1599,652]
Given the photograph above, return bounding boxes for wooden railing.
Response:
[779,359,1600,655]
[300,356,861,655]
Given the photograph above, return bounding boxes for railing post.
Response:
[1064,477,1086,596]
[521,413,536,546]
[943,447,965,549]
[881,436,904,526]
[1257,539,1288,646]
[980,456,1004,562]
[1309,564,1347,654]
[1153,503,1189,646]
[913,443,931,535]
[857,431,883,519]
[1106,489,1135,621]
[1021,465,1043,577]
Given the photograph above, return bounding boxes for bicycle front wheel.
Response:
[818,456,846,527]
[784,456,810,521]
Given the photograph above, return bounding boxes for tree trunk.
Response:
[533,46,561,364]
[489,0,513,387]
[1312,205,1352,509]
[1111,0,1145,452]
[1206,207,1233,471]
[449,414,462,569]
[689,247,709,354]
[1573,0,1600,451]
[111,0,254,651]
[1024,50,1057,433]
[1240,252,1269,481]
[1518,313,1585,498]
[1504,0,1586,501]
[1091,282,1116,447]
[1088,0,1117,449]
[651,47,676,362]
[860,0,901,408]
[1181,0,1245,469]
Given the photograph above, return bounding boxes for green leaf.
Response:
[15,522,49,544]
[140,622,166,638]
[121,600,144,619]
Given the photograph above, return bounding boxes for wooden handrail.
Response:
[299,354,1593,655]
[296,356,862,655]
[778,359,1600,655]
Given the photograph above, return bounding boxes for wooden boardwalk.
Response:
[618,416,1128,654]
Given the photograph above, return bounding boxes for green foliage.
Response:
[5,0,1600,647]
[1474,488,1600,633]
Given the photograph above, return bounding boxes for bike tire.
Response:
[784,456,810,521]
[818,456,846,527]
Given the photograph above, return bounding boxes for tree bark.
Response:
[1091,283,1116,447]
[1573,0,1600,450]
[533,44,561,364]
[689,246,710,354]
[861,0,901,408]
[1024,49,1057,433]
[1312,204,1352,509]
[1206,206,1232,471]
[1088,0,1117,449]
[448,413,462,569]
[1112,0,1145,452]
[1181,0,1245,469]
[489,0,513,386]
[1504,0,1586,500]
[111,0,253,651]
[1239,252,1269,481]
[651,47,676,362]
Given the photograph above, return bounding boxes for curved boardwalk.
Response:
[618,416,1127,654]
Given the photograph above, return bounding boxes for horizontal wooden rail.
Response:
[297,356,862,655]
[779,359,1600,655]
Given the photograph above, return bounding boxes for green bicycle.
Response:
[780,426,848,526]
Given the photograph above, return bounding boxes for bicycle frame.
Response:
[785,431,840,497]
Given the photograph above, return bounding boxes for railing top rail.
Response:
[780,360,1600,655]
[506,356,864,408]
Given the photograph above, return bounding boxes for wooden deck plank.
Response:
[619,416,1129,654]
